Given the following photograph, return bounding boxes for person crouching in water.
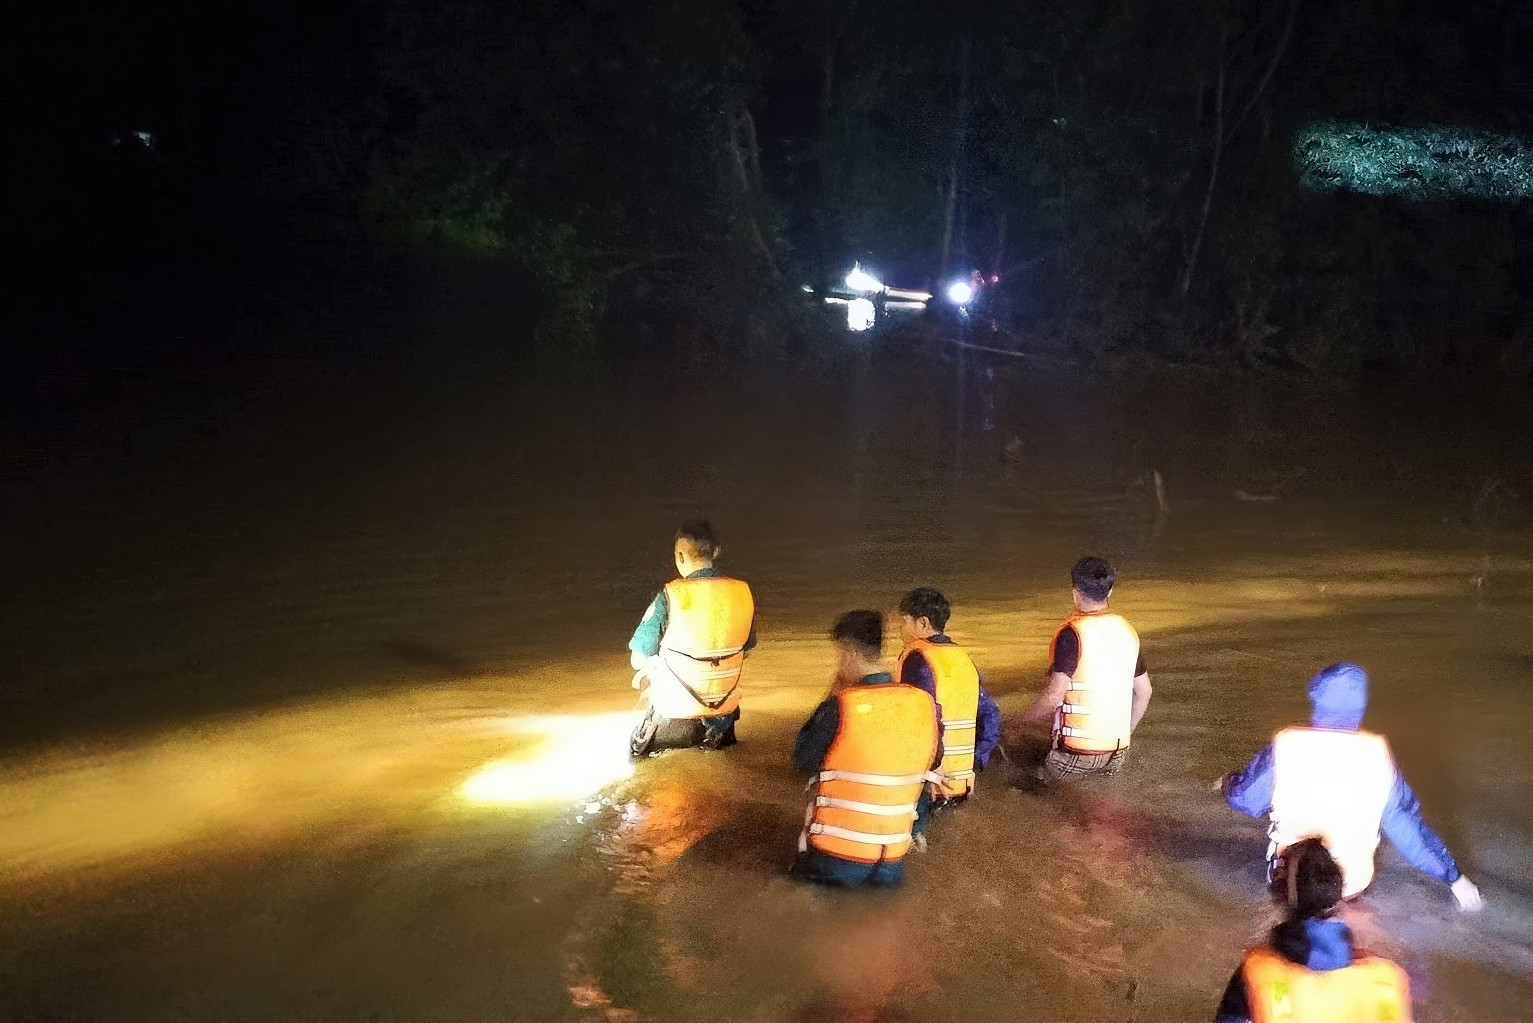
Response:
[896,587,1001,835]
[628,520,756,758]
[1219,662,1482,910]
[1215,838,1413,1023]
[1018,556,1152,782]
[793,610,940,886]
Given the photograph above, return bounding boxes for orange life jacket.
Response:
[1240,944,1412,1023]
[1051,610,1140,753]
[1269,727,1396,898]
[896,637,980,798]
[647,576,755,720]
[801,682,939,864]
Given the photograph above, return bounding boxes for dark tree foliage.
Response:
[25,0,1533,381]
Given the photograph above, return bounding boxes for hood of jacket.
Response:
[1307,662,1368,731]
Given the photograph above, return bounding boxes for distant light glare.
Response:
[845,265,884,293]
[946,281,974,304]
[847,297,876,331]
[460,712,636,805]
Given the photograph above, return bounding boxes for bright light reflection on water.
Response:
[459,712,636,805]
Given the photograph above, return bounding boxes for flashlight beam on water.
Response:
[458,712,637,806]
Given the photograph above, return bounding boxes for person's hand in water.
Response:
[1451,875,1483,912]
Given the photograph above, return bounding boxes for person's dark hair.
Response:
[1267,839,1351,965]
[675,520,721,561]
[898,587,951,632]
[1273,838,1345,920]
[831,610,884,659]
[1070,556,1116,602]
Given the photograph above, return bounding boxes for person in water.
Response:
[1219,662,1482,910]
[1214,838,1413,1023]
[627,520,756,758]
[895,587,1001,834]
[793,610,941,886]
[1018,556,1153,781]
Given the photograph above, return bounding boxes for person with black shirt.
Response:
[1018,556,1152,782]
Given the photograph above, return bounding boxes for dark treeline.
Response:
[17,0,1533,383]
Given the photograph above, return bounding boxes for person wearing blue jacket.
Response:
[1214,838,1412,1023]
[1219,662,1482,911]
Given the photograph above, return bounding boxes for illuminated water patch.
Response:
[1296,121,1533,200]
[460,712,637,805]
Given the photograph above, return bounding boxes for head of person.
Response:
[1274,838,1345,920]
[1070,556,1115,610]
[674,520,720,575]
[1307,662,1369,731]
[831,609,885,675]
[898,587,950,643]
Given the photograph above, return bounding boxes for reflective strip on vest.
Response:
[896,637,981,799]
[814,796,919,816]
[1269,727,1396,898]
[819,769,935,786]
[1241,945,1412,1023]
[1053,612,1139,753]
[647,576,754,720]
[804,684,939,864]
[808,823,913,846]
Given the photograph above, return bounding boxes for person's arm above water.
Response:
[1222,743,1276,818]
[1020,625,1077,725]
[793,698,840,775]
[1020,672,1070,725]
[1130,671,1153,731]
[974,689,1002,768]
[1379,772,1479,908]
[628,590,669,669]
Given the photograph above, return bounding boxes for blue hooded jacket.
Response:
[1223,663,1462,884]
[1213,918,1357,1023]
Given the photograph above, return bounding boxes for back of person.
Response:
[1216,838,1412,1023]
[897,637,979,798]
[804,684,939,864]
[1270,727,1395,897]
[651,574,755,720]
[1239,946,1412,1023]
[1053,610,1139,753]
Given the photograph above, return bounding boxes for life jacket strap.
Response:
[1059,703,1091,715]
[945,770,976,781]
[818,769,937,786]
[807,823,912,846]
[942,718,977,730]
[650,655,739,709]
[661,643,746,665]
[813,796,918,816]
[942,744,976,756]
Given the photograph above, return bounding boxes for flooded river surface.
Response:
[4,328,1533,1021]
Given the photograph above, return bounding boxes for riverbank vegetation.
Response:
[21,0,1533,385]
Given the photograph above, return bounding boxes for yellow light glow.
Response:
[459,712,637,806]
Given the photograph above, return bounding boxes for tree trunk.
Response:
[1180,0,1302,299]
[937,36,971,281]
[1179,29,1225,298]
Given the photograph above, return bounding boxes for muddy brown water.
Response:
[3,333,1533,1020]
